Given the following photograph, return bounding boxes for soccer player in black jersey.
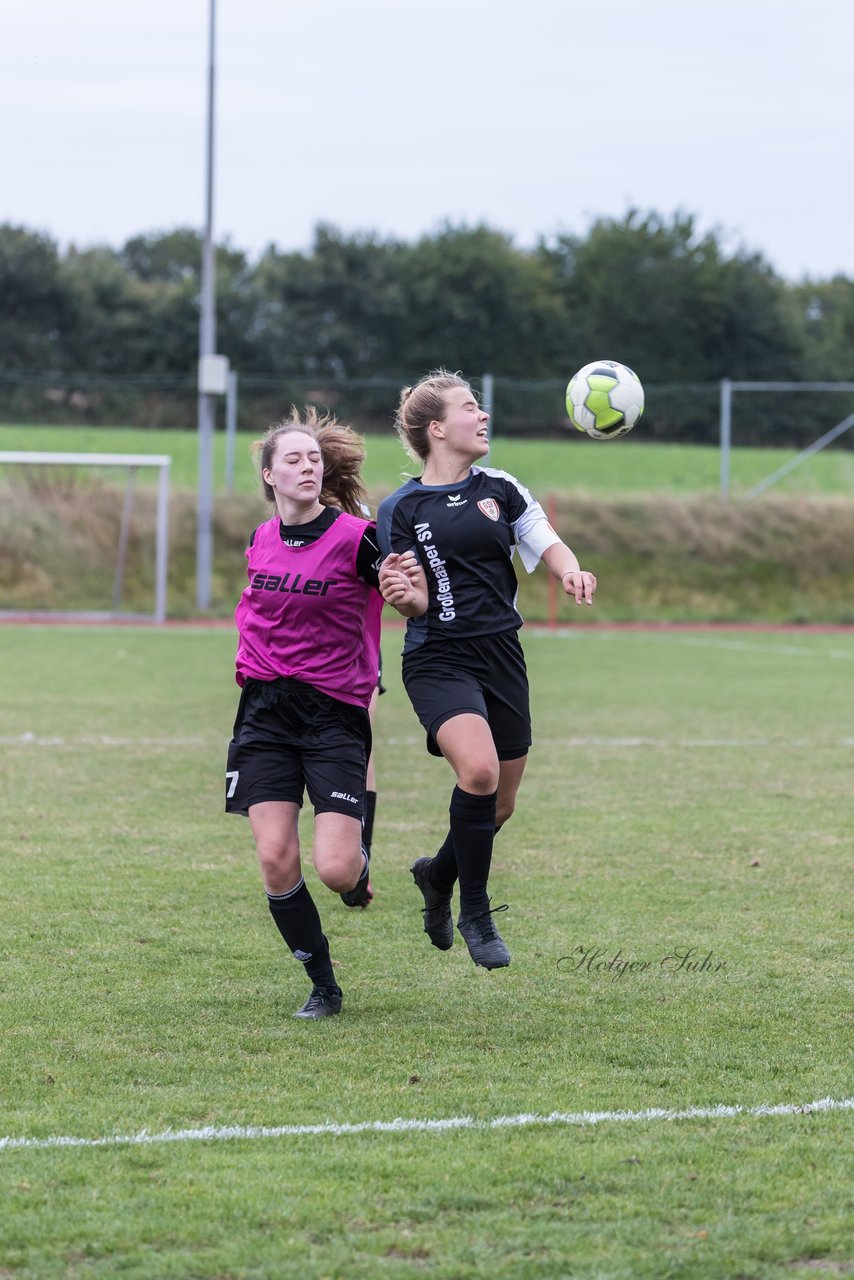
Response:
[377,370,596,970]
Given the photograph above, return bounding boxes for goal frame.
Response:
[0,451,171,623]
[718,381,854,498]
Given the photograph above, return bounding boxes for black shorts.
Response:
[225,677,372,818]
[402,630,531,760]
[377,647,387,696]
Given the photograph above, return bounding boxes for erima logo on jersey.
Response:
[445,493,467,508]
[331,791,358,804]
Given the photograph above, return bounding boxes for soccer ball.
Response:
[565,359,644,440]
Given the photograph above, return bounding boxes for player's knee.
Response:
[459,760,500,794]
[495,798,516,828]
[317,858,359,894]
[257,843,299,893]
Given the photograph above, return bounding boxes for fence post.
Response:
[482,372,494,440]
[225,369,238,493]
[155,459,171,623]
[719,378,732,498]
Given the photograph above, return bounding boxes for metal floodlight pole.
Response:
[196,0,217,610]
[225,368,238,493]
[719,378,732,499]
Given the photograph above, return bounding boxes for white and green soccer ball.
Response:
[565,359,644,440]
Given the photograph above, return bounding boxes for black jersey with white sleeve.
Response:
[376,466,559,651]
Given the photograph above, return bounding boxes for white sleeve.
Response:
[479,467,560,573]
[513,499,561,572]
[478,465,563,570]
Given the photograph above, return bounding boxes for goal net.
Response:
[0,451,171,623]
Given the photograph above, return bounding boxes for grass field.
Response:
[3,422,854,498]
[1,622,852,1278]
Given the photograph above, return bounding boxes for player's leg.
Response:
[248,800,341,1018]
[410,709,498,954]
[434,714,509,970]
[225,681,347,1018]
[401,661,493,953]
[496,754,528,830]
[303,720,373,910]
[435,713,499,916]
[362,682,380,858]
[354,682,380,908]
[313,811,366,894]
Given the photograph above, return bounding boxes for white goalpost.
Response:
[0,451,171,623]
[718,381,854,498]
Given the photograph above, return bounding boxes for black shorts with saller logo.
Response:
[225,677,372,818]
[401,629,531,760]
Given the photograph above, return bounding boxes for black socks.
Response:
[267,879,338,991]
[353,849,370,891]
[362,789,377,854]
[430,829,457,895]
[449,785,497,919]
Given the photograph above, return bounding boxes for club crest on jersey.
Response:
[477,498,500,522]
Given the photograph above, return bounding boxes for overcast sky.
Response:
[3,0,851,282]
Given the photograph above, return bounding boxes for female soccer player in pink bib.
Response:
[377,371,596,972]
[226,408,424,1018]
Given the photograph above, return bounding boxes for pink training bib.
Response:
[235,512,382,708]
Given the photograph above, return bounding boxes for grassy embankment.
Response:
[2,425,853,622]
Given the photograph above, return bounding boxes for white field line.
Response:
[666,636,854,661]
[1,1097,851,1154]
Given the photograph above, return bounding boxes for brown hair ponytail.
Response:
[252,406,370,516]
[394,369,470,463]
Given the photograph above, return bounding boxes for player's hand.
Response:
[379,553,403,594]
[394,549,422,581]
[379,554,412,603]
[379,552,428,616]
[562,570,597,605]
[380,572,409,604]
[380,551,419,587]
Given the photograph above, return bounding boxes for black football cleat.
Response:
[293,985,343,1019]
[457,903,510,970]
[411,856,454,950]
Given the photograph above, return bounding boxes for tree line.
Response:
[2,210,853,385]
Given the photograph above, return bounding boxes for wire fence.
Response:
[2,369,854,449]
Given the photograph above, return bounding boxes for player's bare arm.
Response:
[541,541,597,606]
